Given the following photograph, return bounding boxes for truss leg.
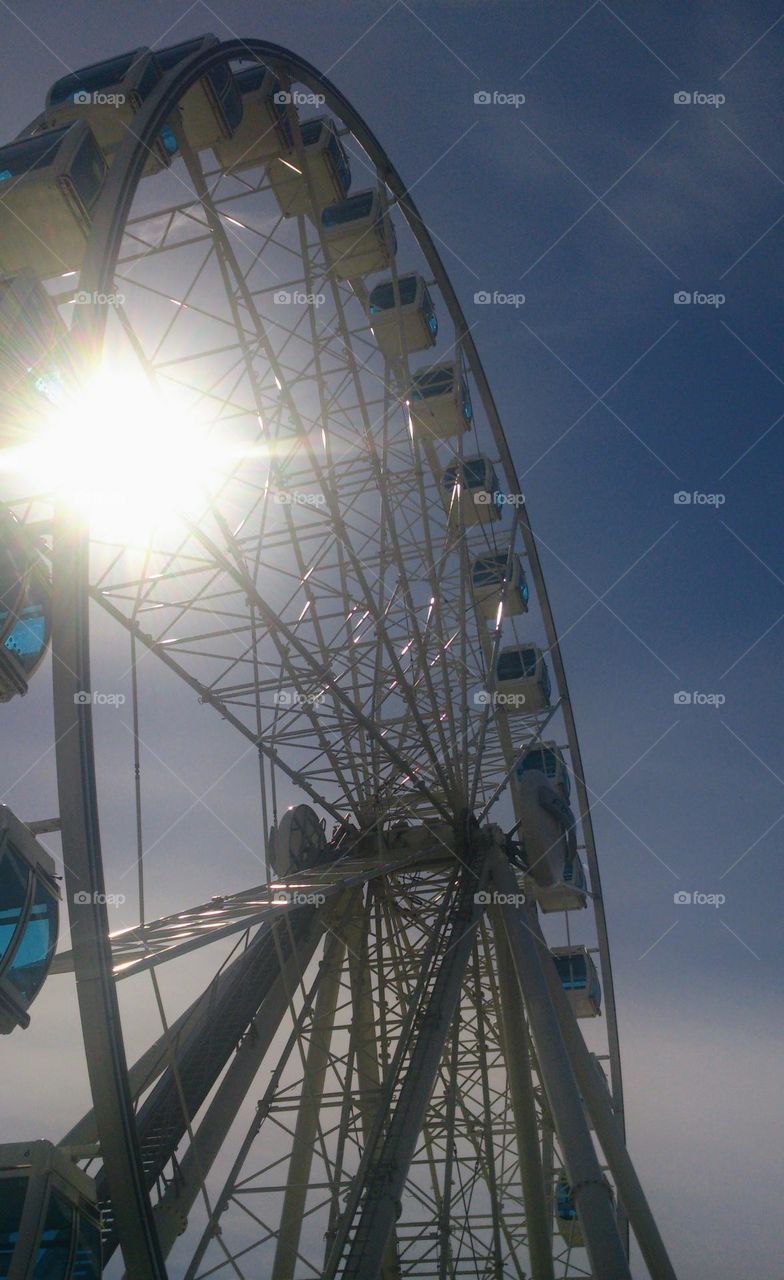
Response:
[332,828,489,1280]
[272,927,347,1280]
[437,1008,460,1280]
[182,932,339,1280]
[491,916,555,1280]
[489,851,631,1280]
[61,941,267,1148]
[345,897,402,1280]
[529,910,679,1280]
[144,913,324,1262]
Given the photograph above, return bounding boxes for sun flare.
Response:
[5,364,234,542]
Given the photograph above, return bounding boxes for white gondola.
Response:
[495,644,551,712]
[535,853,587,913]
[0,1140,101,1275]
[0,122,106,278]
[44,47,173,173]
[472,551,528,619]
[267,117,351,218]
[441,456,501,527]
[320,189,396,279]
[514,764,585,911]
[0,808,60,1034]
[0,274,70,444]
[551,945,601,1018]
[407,361,472,441]
[516,740,570,799]
[367,273,437,358]
[214,64,292,172]
[268,803,327,877]
[154,35,243,152]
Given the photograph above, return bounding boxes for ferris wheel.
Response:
[0,35,679,1280]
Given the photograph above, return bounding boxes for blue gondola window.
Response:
[2,599,49,674]
[557,1179,578,1221]
[411,368,453,400]
[497,647,536,682]
[48,51,157,107]
[7,875,58,1004]
[34,1188,73,1277]
[0,1180,28,1273]
[0,846,27,978]
[322,191,375,228]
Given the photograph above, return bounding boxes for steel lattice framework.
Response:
[0,36,679,1280]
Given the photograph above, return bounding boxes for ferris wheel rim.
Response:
[34,34,629,1272]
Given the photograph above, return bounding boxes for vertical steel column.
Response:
[51,513,167,1279]
[345,899,402,1280]
[490,916,554,1280]
[335,828,488,1280]
[489,851,631,1280]
[271,928,346,1280]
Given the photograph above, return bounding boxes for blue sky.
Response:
[0,3,782,1277]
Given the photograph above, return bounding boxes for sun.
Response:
[5,363,234,542]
